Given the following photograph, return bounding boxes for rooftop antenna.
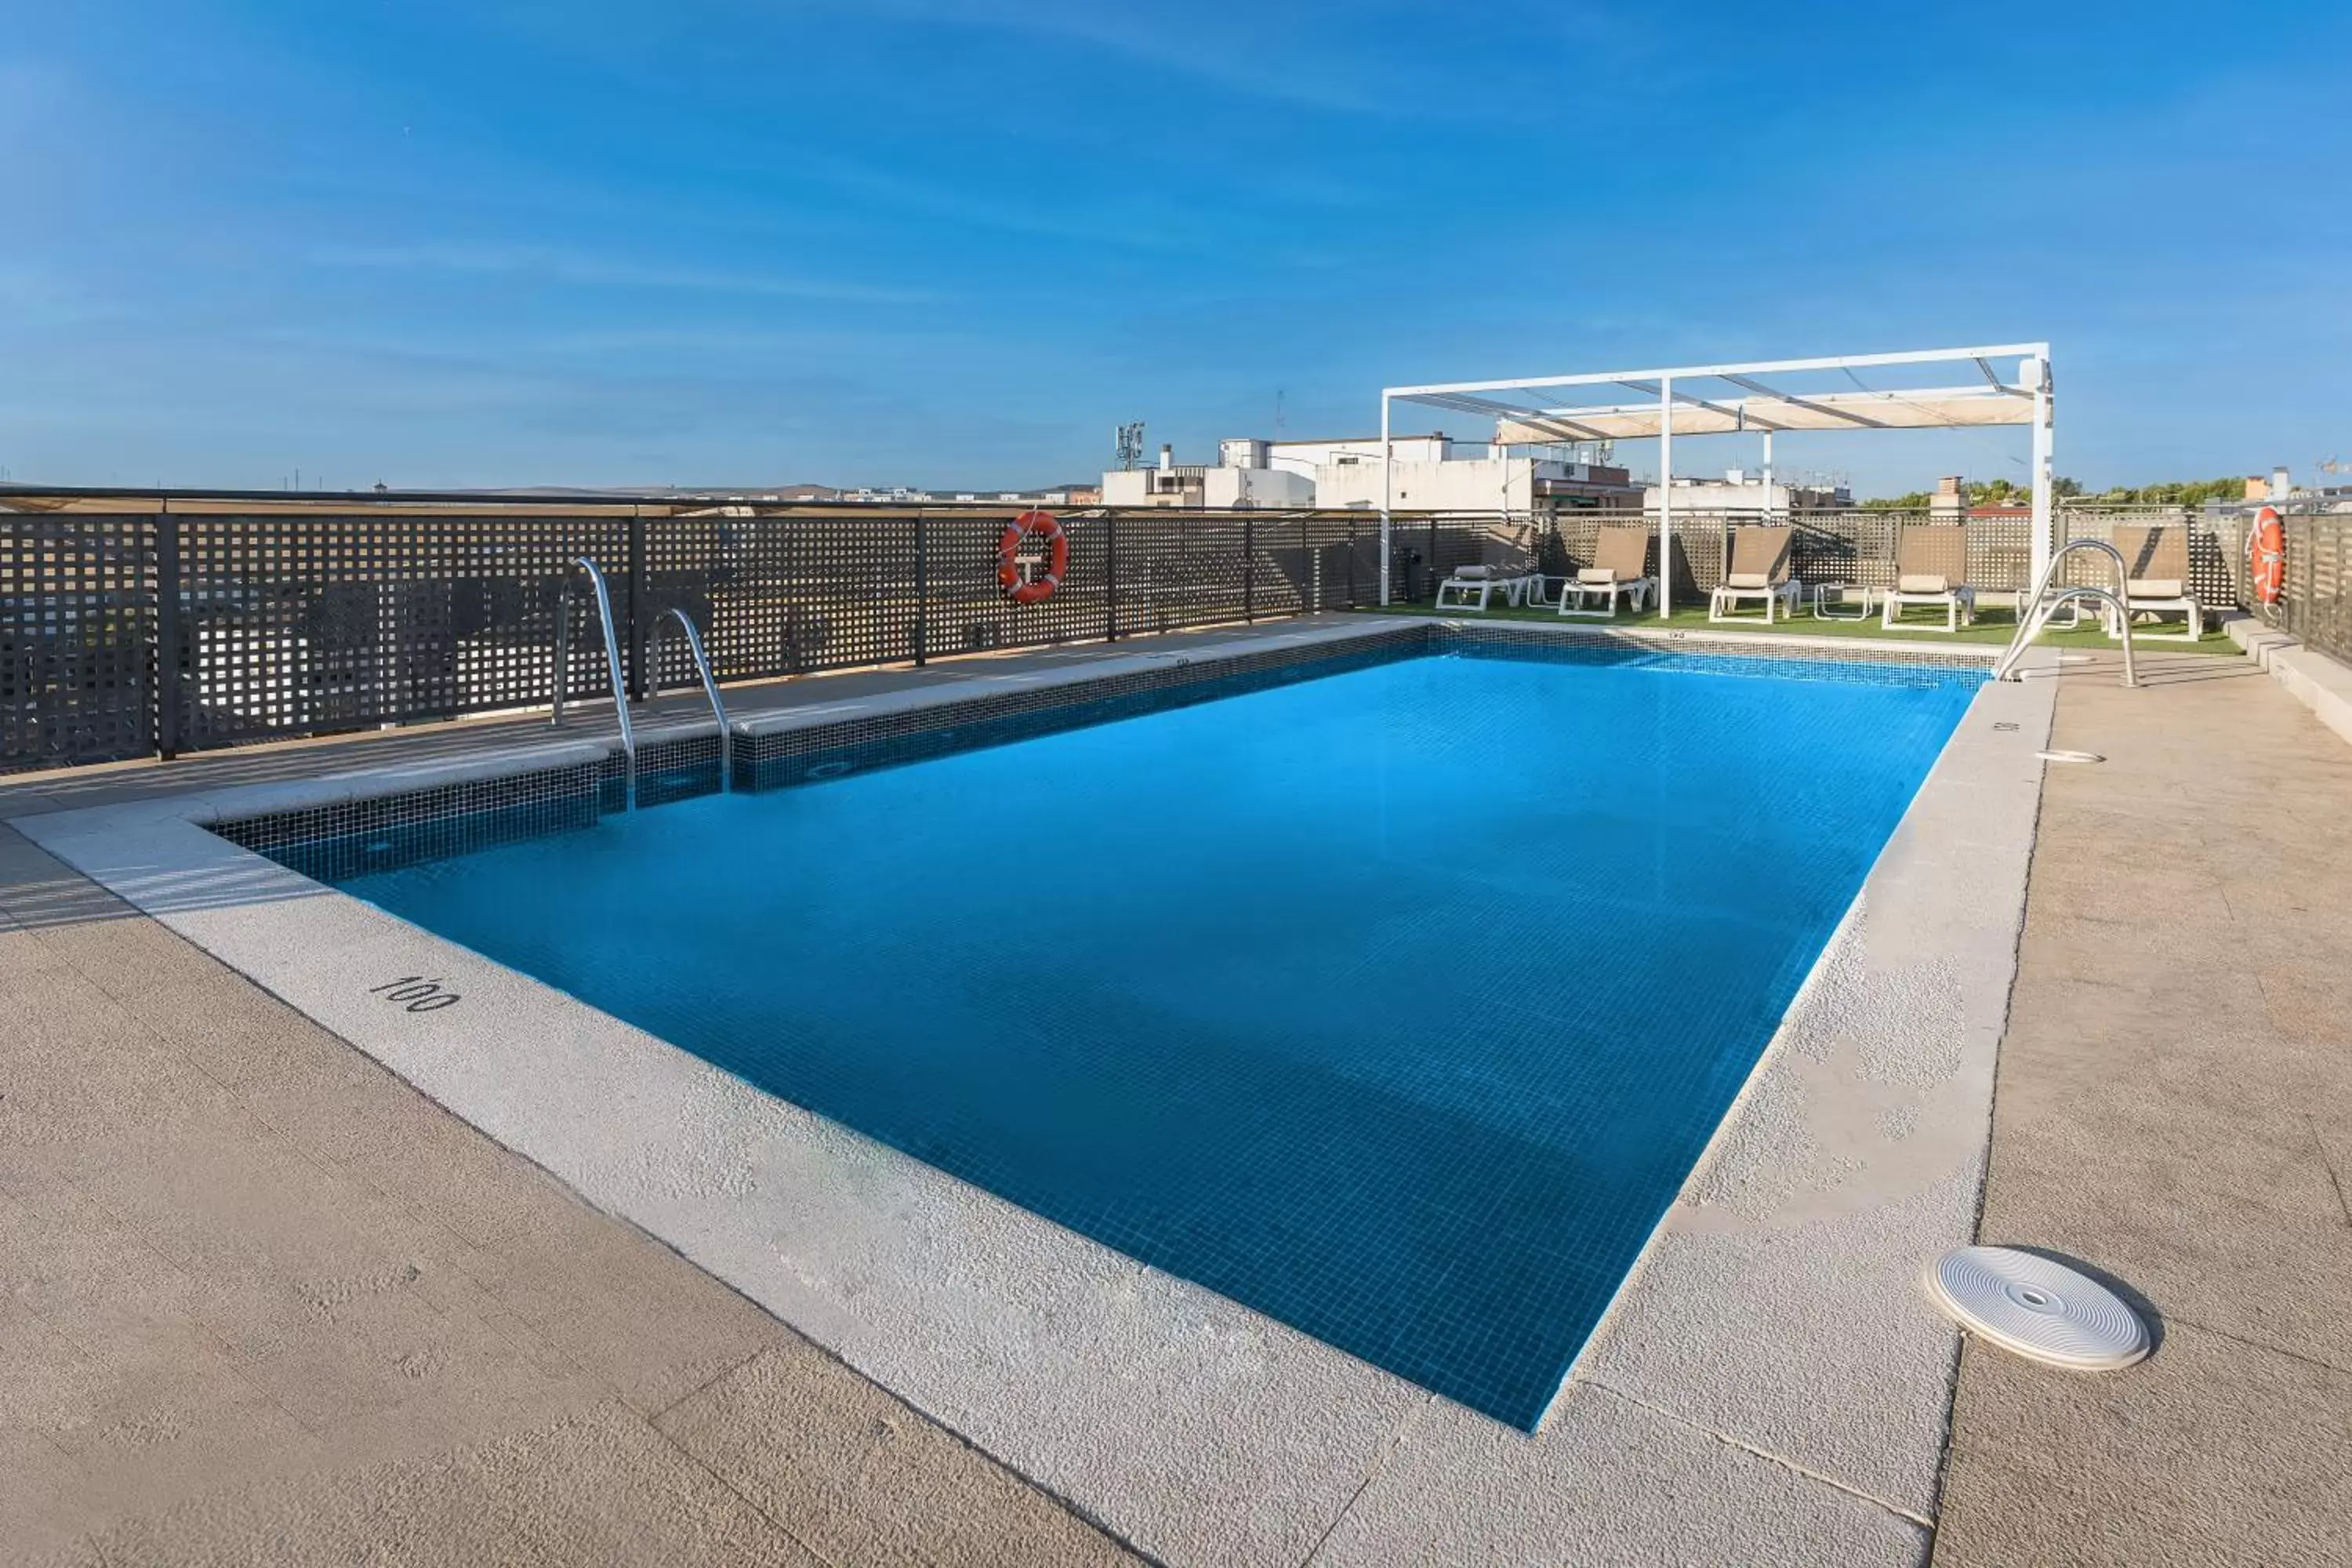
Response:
[1114,421,1147,472]
[1275,389,1286,436]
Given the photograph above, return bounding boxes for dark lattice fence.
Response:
[169,513,630,752]
[10,501,2273,775]
[2279,512,2352,665]
[661,511,927,679]
[2,506,1413,774]
[0,515,156,770]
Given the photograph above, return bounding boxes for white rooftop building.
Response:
[1102,434,1637,512]
[1099,442,1317,509]
[1642,469,1850,517]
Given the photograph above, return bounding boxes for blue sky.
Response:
[3,1,2346,494]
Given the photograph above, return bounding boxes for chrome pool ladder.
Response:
[551,557,637,808]
[1991,538,2138,689]
[648,604,732,793]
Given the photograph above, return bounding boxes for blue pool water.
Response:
[330,648,1976,1427]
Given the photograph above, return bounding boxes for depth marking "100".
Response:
[369,977,461,1012]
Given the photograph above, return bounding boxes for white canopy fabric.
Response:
[1486,387,2035,443]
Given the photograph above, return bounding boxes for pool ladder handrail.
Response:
[647,604,731,793]
[550,557,637,808]
[1991,539,2138,689]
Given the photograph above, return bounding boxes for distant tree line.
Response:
[1855,476,2249,510]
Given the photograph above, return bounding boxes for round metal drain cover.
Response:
[2038,749,2105,764]
[1926,1247,2149,1370]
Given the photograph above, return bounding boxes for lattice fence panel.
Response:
[2284,514,2352,663]
[173,513,624,750]
[924,509,1109,657]
[640,514,722,691]
[1962,515,2034,599]
[0,514,156,771]
[1109,517,1244,635]
[1319,514,1381,608]
[1791,513,1901,592]
[695,511,922,677]
[1248,514,1314,619]
[1295,514,1369,612]
[2047,510,2235,609]
[1666,514,1730,600]
[2206,512,2250,608]
[1545,513,1597,578]
[1431,517,1502,588]
[2184,520,2241,610]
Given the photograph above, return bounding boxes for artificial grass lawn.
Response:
[1356,599,2241,655]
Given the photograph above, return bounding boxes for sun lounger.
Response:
[2104,525,2203,641]
[1880,525,1976,632]
[1557,525,1657,618]
[1435,563,1534,612]
[1708,526,1800,623]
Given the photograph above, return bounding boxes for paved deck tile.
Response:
[1931,649,2352,1567]
[0,828,1142,1567]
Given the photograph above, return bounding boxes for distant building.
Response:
[2242,466,2296,503]
[2209,466,2352,517]
[1643,469,1849,517]
[1281,434,1638,513]
[1101,443,1317,509]
[1104,434,1638,512]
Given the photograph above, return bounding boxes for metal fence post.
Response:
[1347,515,1357,607]
[1301,514,1312,612]
[625,510,648,699]
[2298,517,2309,637]
[1105,510,1120,642]
[1427,516,1439,602]
[1243,515,1255,622]
[154,512,181,760]
[913,510,929,666]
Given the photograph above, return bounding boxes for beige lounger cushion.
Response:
[1577,568,1617,585]
[2127,578,2185,599]
[1454,565,1501,580]
[1897,573,1951,593]
[1724,571,1771,590]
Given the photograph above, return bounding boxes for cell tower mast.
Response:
[1114,422,1147,471]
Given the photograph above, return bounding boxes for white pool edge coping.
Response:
[18,624,2054,1568]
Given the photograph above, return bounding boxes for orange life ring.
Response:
[2248,505,2285,608]
[999,510,1068,605]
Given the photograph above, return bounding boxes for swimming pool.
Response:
[307,644,1978,1428]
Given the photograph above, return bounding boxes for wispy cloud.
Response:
[778,0,1649,120]
[771,148,1207,252]
[310,241,942,305]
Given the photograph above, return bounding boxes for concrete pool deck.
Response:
[7,615,2340,1563]
[0,826,1142,1566]
[1930,645,2352,1568]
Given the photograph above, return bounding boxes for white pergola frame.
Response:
[1379,343,2055,614]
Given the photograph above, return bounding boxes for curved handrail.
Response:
[550,557,636,808]
[1993,539,2139,688]
[648,605,731,793]
[1994,586,2138,688]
